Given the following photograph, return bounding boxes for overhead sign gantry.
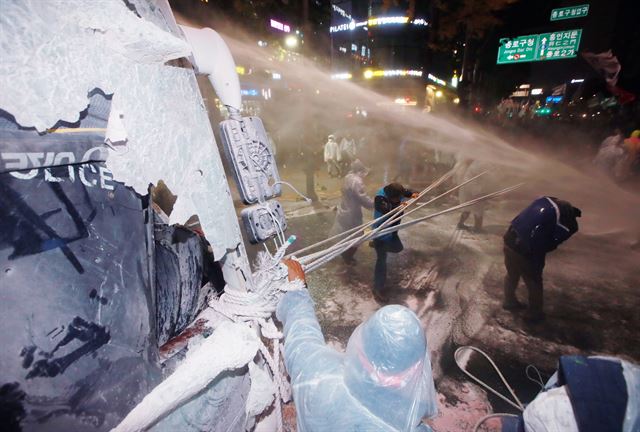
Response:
[497,29,582,64]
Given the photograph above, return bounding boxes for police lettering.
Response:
[1,147,114,190]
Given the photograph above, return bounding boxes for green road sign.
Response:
[497,29,582,64]
[551,4,589,21]
[496,34,538,64]
[538,29,582,61]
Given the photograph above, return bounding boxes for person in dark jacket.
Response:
[503,196,581,322]
[372,183,417,302]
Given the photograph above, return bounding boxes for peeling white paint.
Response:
[0,0,243,258]
[112,321,260,432]
[247,361,276,418]
[0,0,189,131]
[105,64,242,257]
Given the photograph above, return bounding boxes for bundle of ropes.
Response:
[210,236,305,432]
[287,168,523,273]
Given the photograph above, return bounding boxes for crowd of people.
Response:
[323,132,359,178]
[287,114,640,324]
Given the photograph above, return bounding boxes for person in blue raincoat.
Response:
[372,183,417,302]
[502,196,581,322]
[278,260,438,432]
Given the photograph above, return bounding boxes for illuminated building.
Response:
[330,1,431,106]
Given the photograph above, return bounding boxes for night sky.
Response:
[477,0,639,97]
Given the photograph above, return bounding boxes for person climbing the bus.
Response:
[503,196,581,323]
[372,183,418,303]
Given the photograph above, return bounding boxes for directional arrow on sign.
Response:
[540,37,548,57]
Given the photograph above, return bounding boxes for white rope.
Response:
[454,346,525,412]
[303,183,522,272]
[288,168,457,260]
[525,364,546,391]
[271,180,313,202]
[372,184,524,238]
[266,203,286,245]
[208,237,303,432]
[298,170,486,266]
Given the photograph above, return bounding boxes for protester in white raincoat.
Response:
[454,157,498,232]
[593,141,625,178]
[599,128,624,151]
[324,134,340,177]
[330,160,373,263]
[339,133,357,175]
[593,128,625,178]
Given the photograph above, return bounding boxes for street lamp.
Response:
[435,90,443,98]
[285,35,298,49]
